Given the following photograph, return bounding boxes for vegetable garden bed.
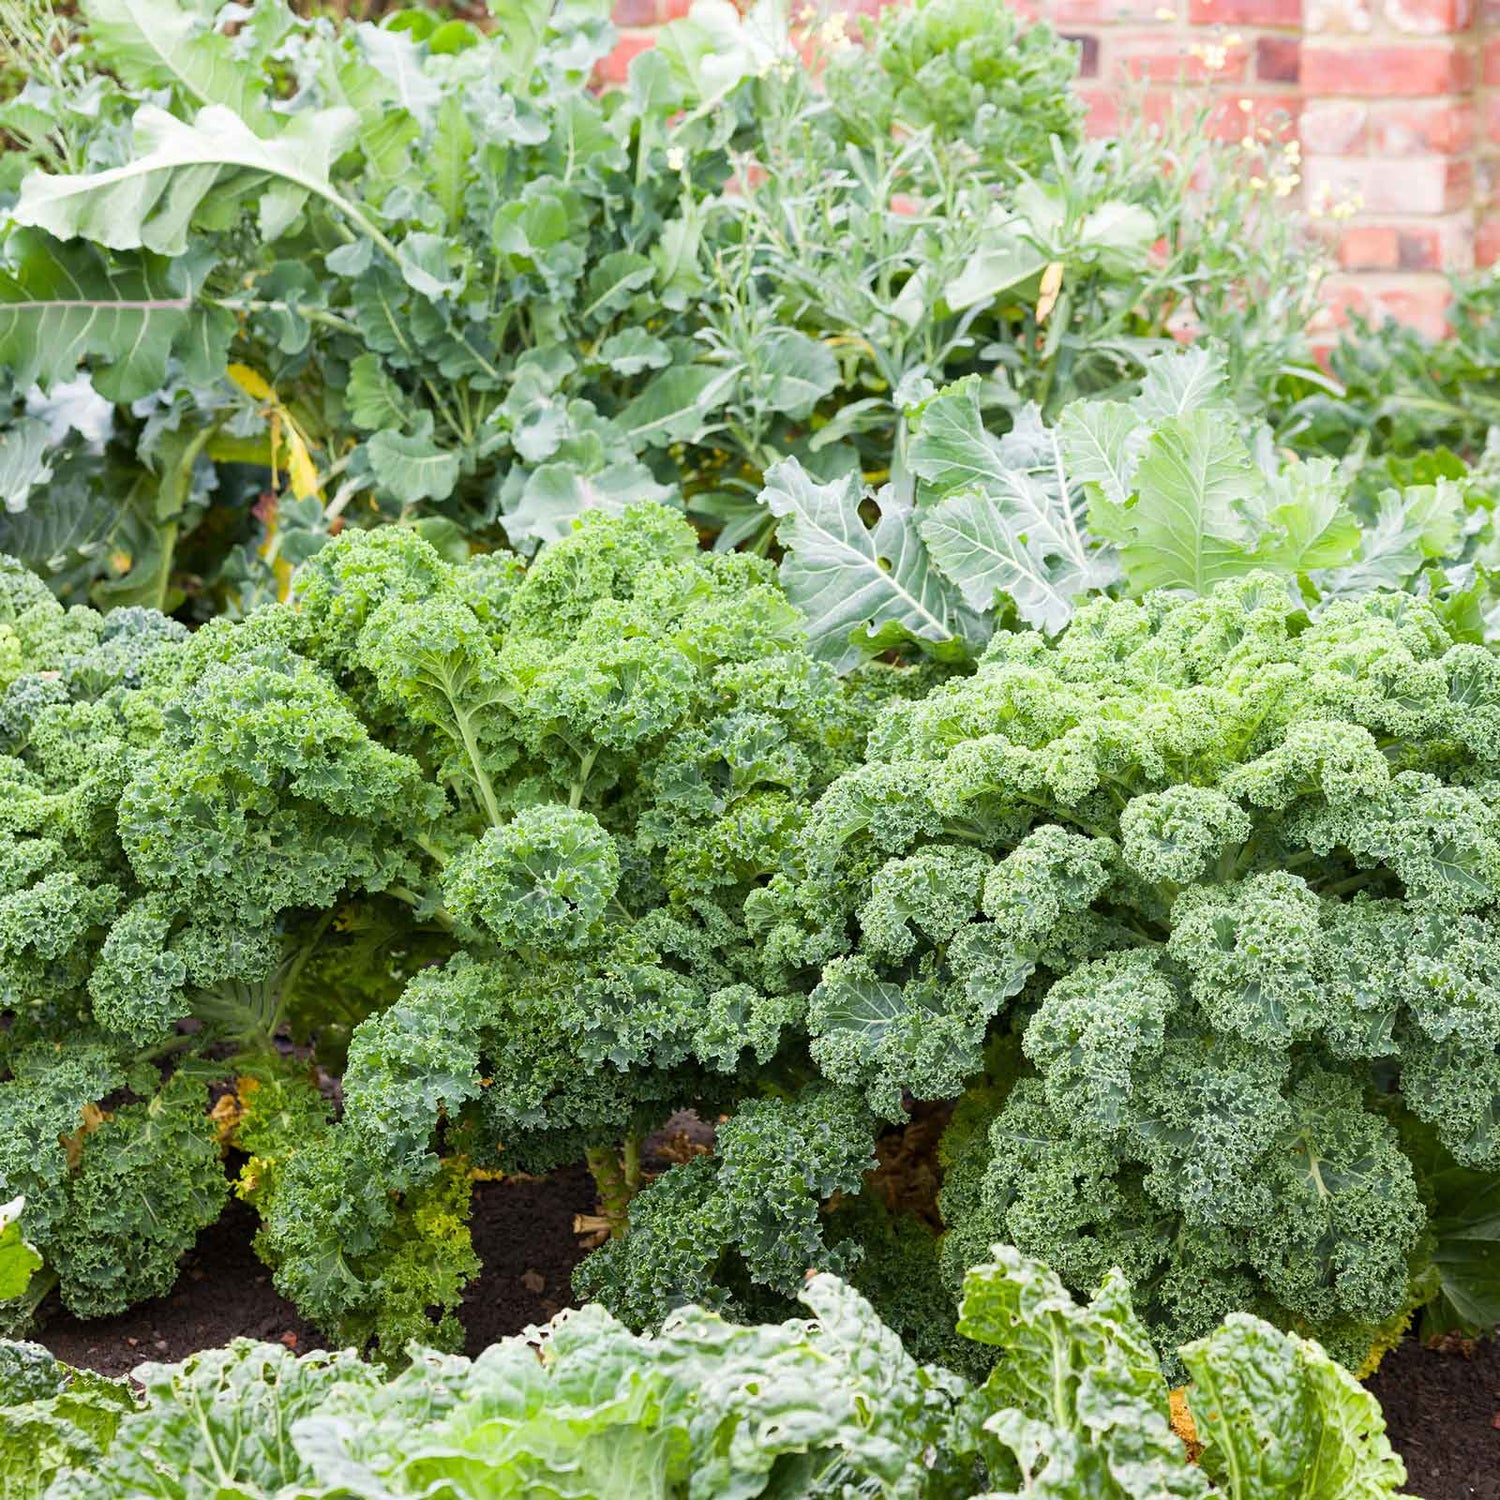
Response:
[5,0,1500,1492]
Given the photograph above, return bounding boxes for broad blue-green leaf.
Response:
[581,251,655,323]
[0,420,52,515]
[1260,458,1362,572]
[345,353,408,433]
[757,330,840,420]
[1183,1314,1408,1499]
[1317,481,1467,595]
[0,230,223,402]
[397,232,465,300]
[354,22,442,124]
[1077,199,1157,272]
[1102,409,1269,595]
[502,460,674,551]
[912,378,1117,631]
[1059,399,1140,511]
[616,365,733,448]
[945,222,1047,311]
[761,457,968,671]
[81,0,276,131]
[596,329,672,377]
[366,429,460,504]
[919,481,1116,633]
[654,0,782,103]
[1133,346,1231,423]
[14,104,359,257]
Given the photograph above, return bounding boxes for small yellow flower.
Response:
[666,146,686,172]
[1249,175,1267,190]
[1154,5,1176,18]
[818,12,849,45]
[1237,97,1253,112]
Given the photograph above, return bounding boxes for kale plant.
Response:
[601,572,1500,1375]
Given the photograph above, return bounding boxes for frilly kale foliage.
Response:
[623,571,1500,1374]
[0,503,865,1351]
[0,1250,1409,1500]
[0,506,1497,1382]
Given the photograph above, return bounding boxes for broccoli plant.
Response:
[607,573,1500,1375]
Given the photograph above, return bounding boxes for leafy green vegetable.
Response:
[720,570,1500,1373]
[0,1199,40,1302]
[0,1250,1410,1499]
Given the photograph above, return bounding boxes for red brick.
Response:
[1050,0,1173,19]
[1339,226,1401,269]
[1109,31,1250,82]
[1397,228,1444,269]
[1485,36,1500,84]
[1299,100,1369,153]
[1312,277,1374,334]
[1304,0,1376,33]
[1478,218,1500,268]
[1256,36,1301,81]
[611,0,659,23]
[1485,92,1500,145]
[1383,0,1472,31]
[1367,281,1451,339]
[1077,85,1122,135]
[1300,43,1471,95]
[1188,0,1300,17]
[1304,156,1471,214]
[595,32,654,86]
[1205,92,1301,138]
[1367,100,1474,154]
[1062,31,1102,77]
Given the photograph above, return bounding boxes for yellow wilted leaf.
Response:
[61,1101,110,1172]
[226,362,274,402]
[1036,261,1065,324]
[282,425,320,502]
[1168,1387,1202,1461]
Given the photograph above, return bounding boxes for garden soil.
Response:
[31,1164,1500,1500]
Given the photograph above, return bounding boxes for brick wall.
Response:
[605,0,1500,334]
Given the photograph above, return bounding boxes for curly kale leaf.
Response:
[443,805,619,952]
[118,633,442,935]
[577,1087,879,1328]
[50,1071,229,1318]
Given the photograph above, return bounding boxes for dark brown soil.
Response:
[460,1162,597,1354]
[30,1167,1500,1500]
[1366,1335,1500,1500]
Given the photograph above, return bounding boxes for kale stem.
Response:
[569,749,598,811]
[453,709,503,828]
[585,1145,632,1237]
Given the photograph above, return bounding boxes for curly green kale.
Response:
[254,506,861,1353]
[766,574,1500,1369]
